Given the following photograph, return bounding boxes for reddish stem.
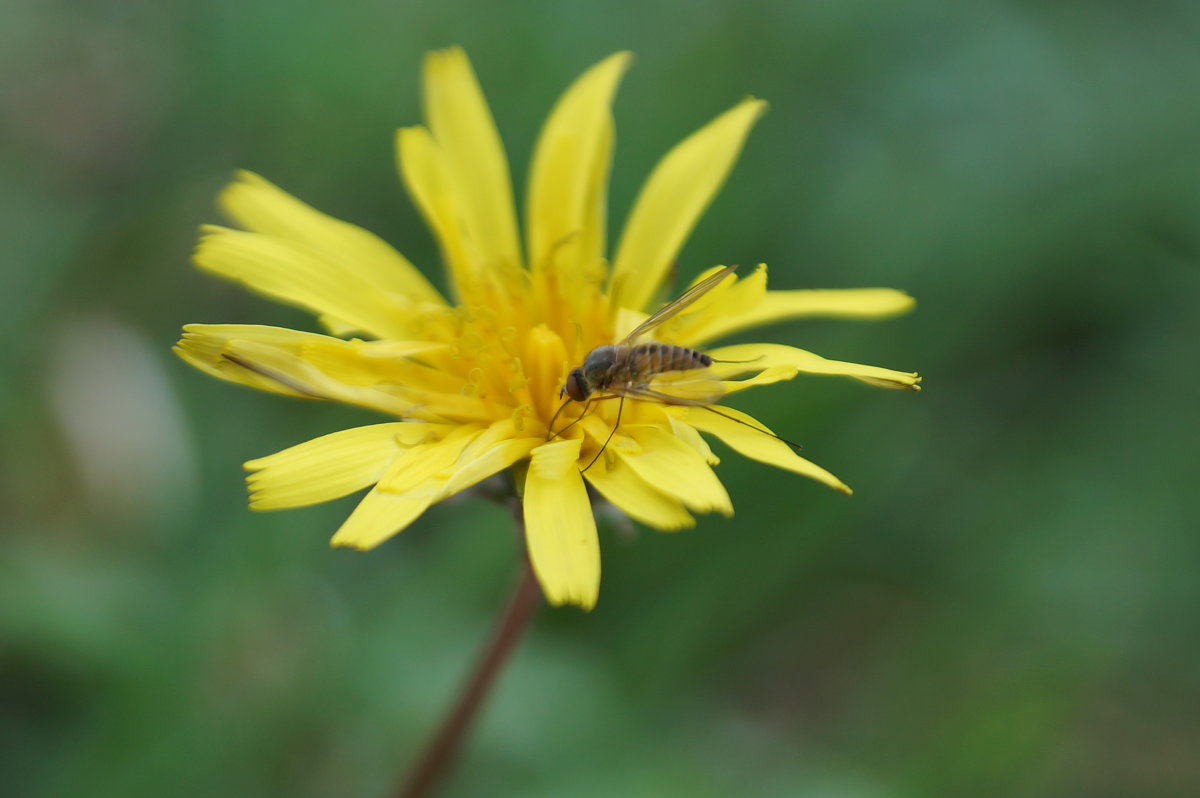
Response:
[393,555,541,798]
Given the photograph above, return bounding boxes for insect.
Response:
[548,265,800,471]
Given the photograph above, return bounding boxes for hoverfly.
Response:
[548,264,801,471]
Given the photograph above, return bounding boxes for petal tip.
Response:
[604,50,636,74]
[329,535,370,551]
[426,45,466,65]
[226,169,267,191]
[739,96,769,119]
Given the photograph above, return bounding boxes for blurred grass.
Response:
[2,1,1199,796]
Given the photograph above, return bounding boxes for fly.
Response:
[547,265,801,471]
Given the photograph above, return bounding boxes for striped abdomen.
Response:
[617,343,711,385]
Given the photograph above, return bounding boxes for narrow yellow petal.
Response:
[193,226,413,340]
[177,325,493,423]
[681,407,852,494]
[174,324,411,415]
[610,98,767,313]
[376,427,481,494]
[615,426,733,516]
[527,52,632,276]
[709,343,921,390]
[330,428,481,550]
[666,415,719,465]
[583,453,695,531]
[329,484,440,550]
[245,423,439,510]
[440,437,539,499]
[688,287,916,344]
[616,264,745,344]
[524,439,601,609]
[175,324,317,399]
[720,364,799,393]
[525,324,570,422]
[423,47,521,270]
[217,171,445,307]
[395,126,475,294]
[436,418,539,499]
[663,264,767,344]
[178,324,452,396]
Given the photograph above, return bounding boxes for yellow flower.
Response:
[175,48,918,610]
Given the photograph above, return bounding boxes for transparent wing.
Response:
[605,369,726,406]
[620,265,737,346]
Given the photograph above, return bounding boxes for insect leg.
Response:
[698,405,805,452]
[581,394,624,473]
[545,397,576,441]
[546,395,622,440]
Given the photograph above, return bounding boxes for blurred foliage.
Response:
[3,1,1199,796]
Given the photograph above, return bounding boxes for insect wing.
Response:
[619,265,738,346]
[609,369,726,407]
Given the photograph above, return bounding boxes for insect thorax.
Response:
[581,345,619,383]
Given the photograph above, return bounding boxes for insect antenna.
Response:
[581,395,625,473]
[699,405,805,452]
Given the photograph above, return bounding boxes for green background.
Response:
[3,1,1199,796]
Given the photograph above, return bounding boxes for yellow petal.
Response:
[245,423,441,510]
[615,425,733,516]
[193,226,413,340]
[331,428,480,550]
[524,324,570,422]
[663,264,767,344]
[613,263,742,343]
[376,427,481,494]
[174,324,411,415]
[440,437,539,499]
[720,364,800,393]
[422,47,521,270]
[681,406,852,494]
[583,453,695,531]
[527,52,632,277]
[329,485,440,551]
[175,324,317,399]
[666,415,719,465]
[688,286,916,344]
[524,439,601,609]
[217,171,445,307]
[436,419,539,499]
[395,125,475,294]
[175,324,496,423]
[610,98,767,313]
[709,343,921,390]
[299,338,449,386]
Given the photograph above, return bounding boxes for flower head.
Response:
[175,48,918,610]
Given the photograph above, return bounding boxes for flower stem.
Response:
[394,539,541,798]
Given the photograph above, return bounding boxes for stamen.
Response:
[461,367,485,397]
[511,403,533,434]
[508,357,528,393]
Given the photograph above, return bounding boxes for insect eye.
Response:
[564,369,587,402]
